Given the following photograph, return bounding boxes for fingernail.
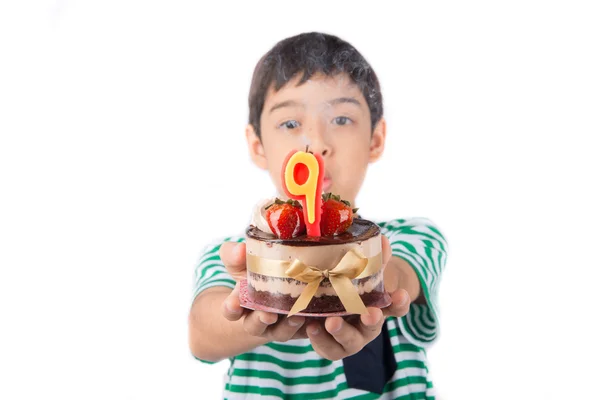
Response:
[309,326,320,335]
[328,321,342,333]
[399,291,410,306]
[364,309,380,326]
[287,317,303,327]
[225,301,238,314]
[259,314,275,325]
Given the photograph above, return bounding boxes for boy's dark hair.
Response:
[248,32,383,139]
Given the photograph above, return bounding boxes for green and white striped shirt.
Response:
[192,218,447,399]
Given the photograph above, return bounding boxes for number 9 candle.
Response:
[281,149,324,237]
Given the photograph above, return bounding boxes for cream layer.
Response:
[245,235,381,273]
[248,270,384,298]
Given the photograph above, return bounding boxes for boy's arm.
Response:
[188,287,266,362]
[377,218,448,346]
[188,242,307,363]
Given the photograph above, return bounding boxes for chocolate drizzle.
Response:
[246,218,380,247]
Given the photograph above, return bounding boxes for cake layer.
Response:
[247,284,387,313]
[248,270,384,298]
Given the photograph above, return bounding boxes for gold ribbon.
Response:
[247,253,382,279]
[285,249,369,316]
[246,250,382,316]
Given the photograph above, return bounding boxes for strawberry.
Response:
[320,193,358,236]
[265,198,306,239]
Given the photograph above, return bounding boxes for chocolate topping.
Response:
[246,218,380,246]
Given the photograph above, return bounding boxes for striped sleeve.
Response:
[191,235,244,302]
[191,236,243,364]
[378,218,448,348]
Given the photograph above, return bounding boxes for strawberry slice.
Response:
[265,199,306,239]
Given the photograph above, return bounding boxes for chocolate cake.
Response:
[245,218,386,314]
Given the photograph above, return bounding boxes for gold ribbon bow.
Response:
[285,249,369,316]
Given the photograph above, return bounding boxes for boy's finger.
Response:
[243,310,278,337]
[268,316,306,342]
[307,322,345,360]
[358,307,385,340]
[291,326,309,340]
[219,242,247,277]
[324,317,364,355]
[222,283,244,321]
[383,289,411,318]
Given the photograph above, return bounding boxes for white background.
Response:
[1,1,599,399]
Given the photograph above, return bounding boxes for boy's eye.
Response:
[280,120,300,129]
[333,116,352,126]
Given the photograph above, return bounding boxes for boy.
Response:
[189,32,447,399]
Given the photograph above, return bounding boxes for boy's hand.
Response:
[380,235,413,319]
[306,307,385,361]
[219,242,308,342]
[306,235,412,361]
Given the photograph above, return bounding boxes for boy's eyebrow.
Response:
[269,97,361,113]
[269,100,303,114]
[329,97,362,107]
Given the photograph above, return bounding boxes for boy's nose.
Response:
[309,137,332,157]
[305,126,332,157]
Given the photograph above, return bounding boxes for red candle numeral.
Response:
[282,150,324,237]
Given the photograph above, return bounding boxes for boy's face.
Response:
[246,73,386,205]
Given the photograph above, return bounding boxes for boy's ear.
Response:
[246,124,268,170]
[369,118,387,163]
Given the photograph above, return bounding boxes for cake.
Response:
[241,148,389,316]
[245,217,386,314]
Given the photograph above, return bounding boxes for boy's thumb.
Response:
[219,242,247,276]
